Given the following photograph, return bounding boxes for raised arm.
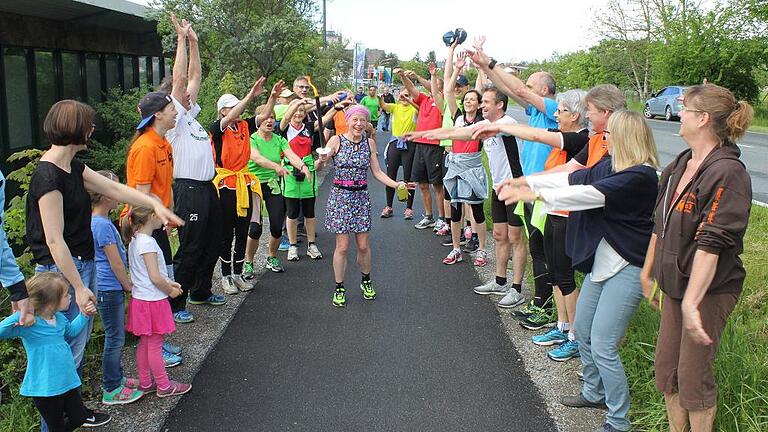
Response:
[186,25,201,105]
[256,80,285,125]
[397,69,420,103]
[429,62,444,114]
[316,105,339,132]
[220,77,266,129]
[468,42,545,112]
[279,99,303,132]
[170,14,188,104]
[472,123,562,148]
[368,138,403,189]
[378,95,393,113]
[444,51,466,119]
[404,126,473,142]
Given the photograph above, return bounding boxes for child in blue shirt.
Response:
[0,272,96,432]
[89,170,143,405]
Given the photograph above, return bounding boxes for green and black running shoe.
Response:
[511,301,539,320]
[266,256,285,273]
[333,288,347,307]
[361,280,376,300]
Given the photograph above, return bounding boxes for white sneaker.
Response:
[287,245,299,261]
[221,276,239,294]
[433,219,444,233]
[307,243,323,260]
[473,280,509,296]
[233,275,253,292]
[498,289,526,308]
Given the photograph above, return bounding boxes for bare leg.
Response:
[565,288,579,332]
[354,232,371,274]
[451,220,462,249]
[434,185,445,218]
[419,183,433,215]
[268,235,280,257]
[305,217,317,243]
[245,237,258,263]
[689,406,716,432]
[476,222,487,251]
[508,226,527,285]
[493,223,511,279]
[286,217,298,245]
[333,234,350,283]
[553,286,567,325]
[665,393,690,432]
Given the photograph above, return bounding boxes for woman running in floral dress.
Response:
[319,105,405,307]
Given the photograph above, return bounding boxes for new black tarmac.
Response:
[163,131,557,432]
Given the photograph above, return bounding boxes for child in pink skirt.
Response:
[122,205,191,397]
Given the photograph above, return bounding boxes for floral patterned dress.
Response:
[324,135,371,233]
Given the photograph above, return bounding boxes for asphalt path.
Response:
[507,107,768,203]
[163,131,557,432]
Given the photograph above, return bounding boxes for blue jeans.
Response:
[380,111,390,130]
[574,265,643,431]
[36,258,96,432]
[97,290,125,392]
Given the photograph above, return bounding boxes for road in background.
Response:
[507,107,768,202]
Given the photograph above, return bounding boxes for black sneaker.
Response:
[82,411,112,427]
[462,237,479,253]
[442,234,466,247]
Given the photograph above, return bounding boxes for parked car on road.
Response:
[644,86,689,121]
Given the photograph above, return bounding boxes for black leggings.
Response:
[218,188,253,276]
[33,388,88,432]
[450,202,485,225]
[524,203,553,308]
[259,181,286,239]
[543,214,576,295]
[285,197,315,219]
[385,140,416,208]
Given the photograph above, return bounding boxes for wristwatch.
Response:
[488,58,498,70]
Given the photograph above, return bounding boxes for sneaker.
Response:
[414,215,436,229]
[498,289,526,308]
[532,328,568,346]
[278,234,290,251]
[441,234,467,247]
[188,294,226,306]
[442,249,463,265]
[462,237,479,253]
[332,288,346,307]
[511,301,539,320]
[473,250,488,267]
[560,394,608,410]
[380,206,393,218]
[82,411,111,428]
[122,376,139,389]
[162,341,182,356]
[266,256,285,273]
[361,280,376,300]
[233,274,254,292]
[463,225,473,240]
[163,350,182,368]
[577,370,584,381]
[287,245,299,261]
[138,382,156,394]
[594,424,620,432]
[173,310,194,324]
[473,280,508,296]
[433,219,445,233]
[435,224,450,236]
[102,385,143,405]
[548,340,581,362]
[242,262,255,280]
[221,276,239,295]
[404,208,414,220]
[157,381,192,398]
[520,308,557,330]
[307,243,323,260]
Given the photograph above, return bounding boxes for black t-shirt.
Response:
[26,159,94,265]
[210,117,258,166]
[547,128,589,162]
[306,105,333,150]
[382,94,396,104]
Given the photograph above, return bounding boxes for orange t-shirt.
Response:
[211,119,256,189]
[585,132,608,168]
[332,110,349,136]
[125,128,174,208]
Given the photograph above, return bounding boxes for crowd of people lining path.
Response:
[0,15,756,432]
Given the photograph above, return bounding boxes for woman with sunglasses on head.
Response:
[640,84,753,432]
[497,110,660,432]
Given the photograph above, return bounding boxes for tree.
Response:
[426,50,437,65]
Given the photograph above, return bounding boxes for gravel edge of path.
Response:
[472,235,605,432]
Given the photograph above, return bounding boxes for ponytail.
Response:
[120,205,153,243]
[725,100,754,142]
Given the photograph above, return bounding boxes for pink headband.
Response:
[345,105,370,123]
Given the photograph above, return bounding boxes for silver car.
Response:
[644,86,689,121]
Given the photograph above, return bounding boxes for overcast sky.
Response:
[129,0,606,63]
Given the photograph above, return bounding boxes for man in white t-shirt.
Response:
[161,18,226,324]
[405,87,528,307]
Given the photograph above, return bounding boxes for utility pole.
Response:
[322,0,327,47]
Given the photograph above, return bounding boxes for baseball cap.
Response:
[217,94,240,112]
[279,89,295,98]
[136,92,172,130]
[456,75,469,87]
